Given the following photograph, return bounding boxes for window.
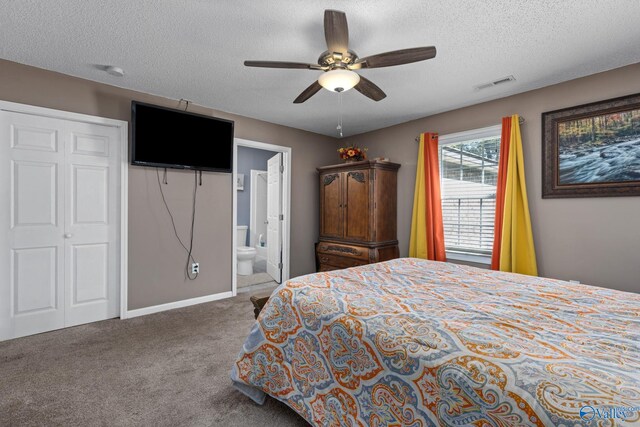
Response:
[438,125,501,262]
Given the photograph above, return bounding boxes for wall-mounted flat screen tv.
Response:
[131,101,234,172]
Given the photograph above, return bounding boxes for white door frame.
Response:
[0,100,128,336]
[232,138,291,296]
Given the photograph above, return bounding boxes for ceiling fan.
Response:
[244,10,437,103]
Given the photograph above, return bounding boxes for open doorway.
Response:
[232,139,291,295]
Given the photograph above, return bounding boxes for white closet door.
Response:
[64,120,119,327]
[0,112,66,339]
[0,109,120,340]
[266,153,282,283]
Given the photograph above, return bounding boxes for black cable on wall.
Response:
[156,168,199,280]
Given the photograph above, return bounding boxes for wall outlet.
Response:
[191,263,200,274]
[569,279,580,284]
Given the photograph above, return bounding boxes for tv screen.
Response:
[131,101,234,172]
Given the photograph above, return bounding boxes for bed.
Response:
[231,258,640,426]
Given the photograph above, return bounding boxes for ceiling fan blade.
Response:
[324,10,349,55]
[293,81,323,103]
[244,60,323,70]
[354,76,386,101]
[353,46,437,69]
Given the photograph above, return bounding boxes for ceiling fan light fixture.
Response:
[318,69,360,93]
[244,10,435,103]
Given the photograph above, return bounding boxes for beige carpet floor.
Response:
[0,287,308,426]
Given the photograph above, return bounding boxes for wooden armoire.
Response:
[316,160,400,271]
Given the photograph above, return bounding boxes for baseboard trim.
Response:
[122,291,234,319]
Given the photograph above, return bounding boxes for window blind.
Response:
[438,127,501,256]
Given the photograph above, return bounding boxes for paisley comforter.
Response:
[231,258,640,426]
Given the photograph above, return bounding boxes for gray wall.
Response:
[1,57,638,306]
[236,146,276,246]
[343,62,640,293]
[0,59,337,310]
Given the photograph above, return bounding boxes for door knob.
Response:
[64,233,73,239]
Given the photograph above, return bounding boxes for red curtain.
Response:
[491,117,512,270]
[423,133,446,261]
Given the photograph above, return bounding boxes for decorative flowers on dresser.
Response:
[338,145,367,162]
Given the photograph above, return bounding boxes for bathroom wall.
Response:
[236,146,277,246]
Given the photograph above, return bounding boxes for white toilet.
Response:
[237,226,257,276]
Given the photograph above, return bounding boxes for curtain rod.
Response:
[414,116,525,143]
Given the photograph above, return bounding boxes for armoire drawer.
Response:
[317,253,368,269]
[316,242,369,261]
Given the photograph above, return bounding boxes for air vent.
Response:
[474,75,516,91]
[475,82,495,91]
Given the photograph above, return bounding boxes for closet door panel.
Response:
[64,121,119,328]
[0,112,65,340]
[0,109,121,341]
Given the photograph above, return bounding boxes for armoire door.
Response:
[343,170,370,241]
[319,172,343,238]
[0,107,121,340]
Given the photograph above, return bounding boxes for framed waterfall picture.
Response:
[542,92,640,198]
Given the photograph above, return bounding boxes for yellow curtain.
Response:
[409,135,428,259]
[409,133,446,261]
[498,115,538,275]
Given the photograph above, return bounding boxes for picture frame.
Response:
[542,92,640,198]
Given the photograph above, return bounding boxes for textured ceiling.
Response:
[1,0,640,137]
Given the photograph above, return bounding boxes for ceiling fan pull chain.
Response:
[340,92,344,137]
[337,92,344,138]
